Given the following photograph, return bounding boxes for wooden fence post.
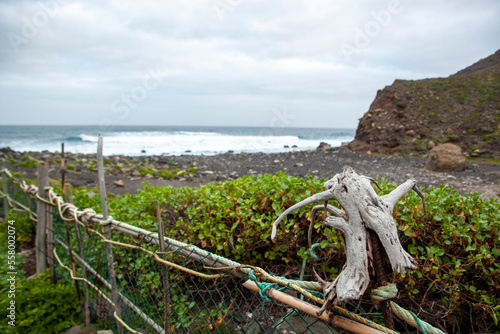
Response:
[156,201,171,334]
[2,172,9,219]
[36,162,48,275]
[46,187,54,281]
[97,135,124,334]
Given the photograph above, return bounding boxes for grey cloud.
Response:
[0,0,499,128]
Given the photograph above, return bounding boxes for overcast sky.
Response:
[0,0,499,129]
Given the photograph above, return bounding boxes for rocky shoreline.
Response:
[1,147,499,200]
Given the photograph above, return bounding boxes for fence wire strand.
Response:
[1,168,437,334]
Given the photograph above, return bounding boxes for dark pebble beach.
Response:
[1,147,499,200]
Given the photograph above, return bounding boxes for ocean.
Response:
[0,125,355,156]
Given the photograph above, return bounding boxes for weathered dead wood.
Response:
[272,166,425,316]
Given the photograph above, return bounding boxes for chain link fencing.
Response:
[1,169,353,334]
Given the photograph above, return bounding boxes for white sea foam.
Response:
[0,126,355,156]
[79,134,98,142]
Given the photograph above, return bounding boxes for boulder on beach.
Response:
[113,180,125,187]
[316,142,331,151]
[425,143,467,172]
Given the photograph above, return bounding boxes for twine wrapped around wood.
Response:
[271,166,426,316]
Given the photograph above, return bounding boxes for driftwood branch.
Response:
[272,166,425,316]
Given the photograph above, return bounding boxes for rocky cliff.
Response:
[348,49,500,159]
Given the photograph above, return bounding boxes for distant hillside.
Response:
[348,49,500,159]
[453,49,500,76]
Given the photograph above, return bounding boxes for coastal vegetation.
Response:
[51,173,500,332]
[1,161,499,332]
[0,208,82,333]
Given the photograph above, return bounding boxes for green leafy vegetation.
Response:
[0,272,82,334]
[137,167,155,176]
[0,179,82,334]
[71,172,500,331]
[0,211,34,244]
[16,160,38,168]
[381,181,500,329]
[0,219,25,298]
[1,170,498,332]
[0,211,82,333]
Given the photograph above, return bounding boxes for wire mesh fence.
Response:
[1,169,346,334]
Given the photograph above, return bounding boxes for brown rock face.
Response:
[347,49,500,159]
[425,143,467,172]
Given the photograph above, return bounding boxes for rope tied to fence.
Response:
[1,168,448,334]
[0,179,400,334]
[203,263,399,333]
[100,215,114,226]
[80,217,396,333]
[0,169,406,333]
[370,283,398,305]
[52,247,141,334]
[370,284,446,334]
[5,172,324,287]
[248,269,288,302]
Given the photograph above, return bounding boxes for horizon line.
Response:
[0,124,357,130]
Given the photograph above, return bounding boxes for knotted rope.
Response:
[371,284,446,334]
[1,168,447,334]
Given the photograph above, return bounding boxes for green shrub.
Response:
[0,211,35,245]
[0,220,25,299]
[456,94,468,104]
[16,160,38,168]
[390,183,500,328]
[137,167,154,176]
[0,272,82,333]
[87,162,97,170]
[158,168,175,179]
[70,172,500,331]
[74,172,324,264]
